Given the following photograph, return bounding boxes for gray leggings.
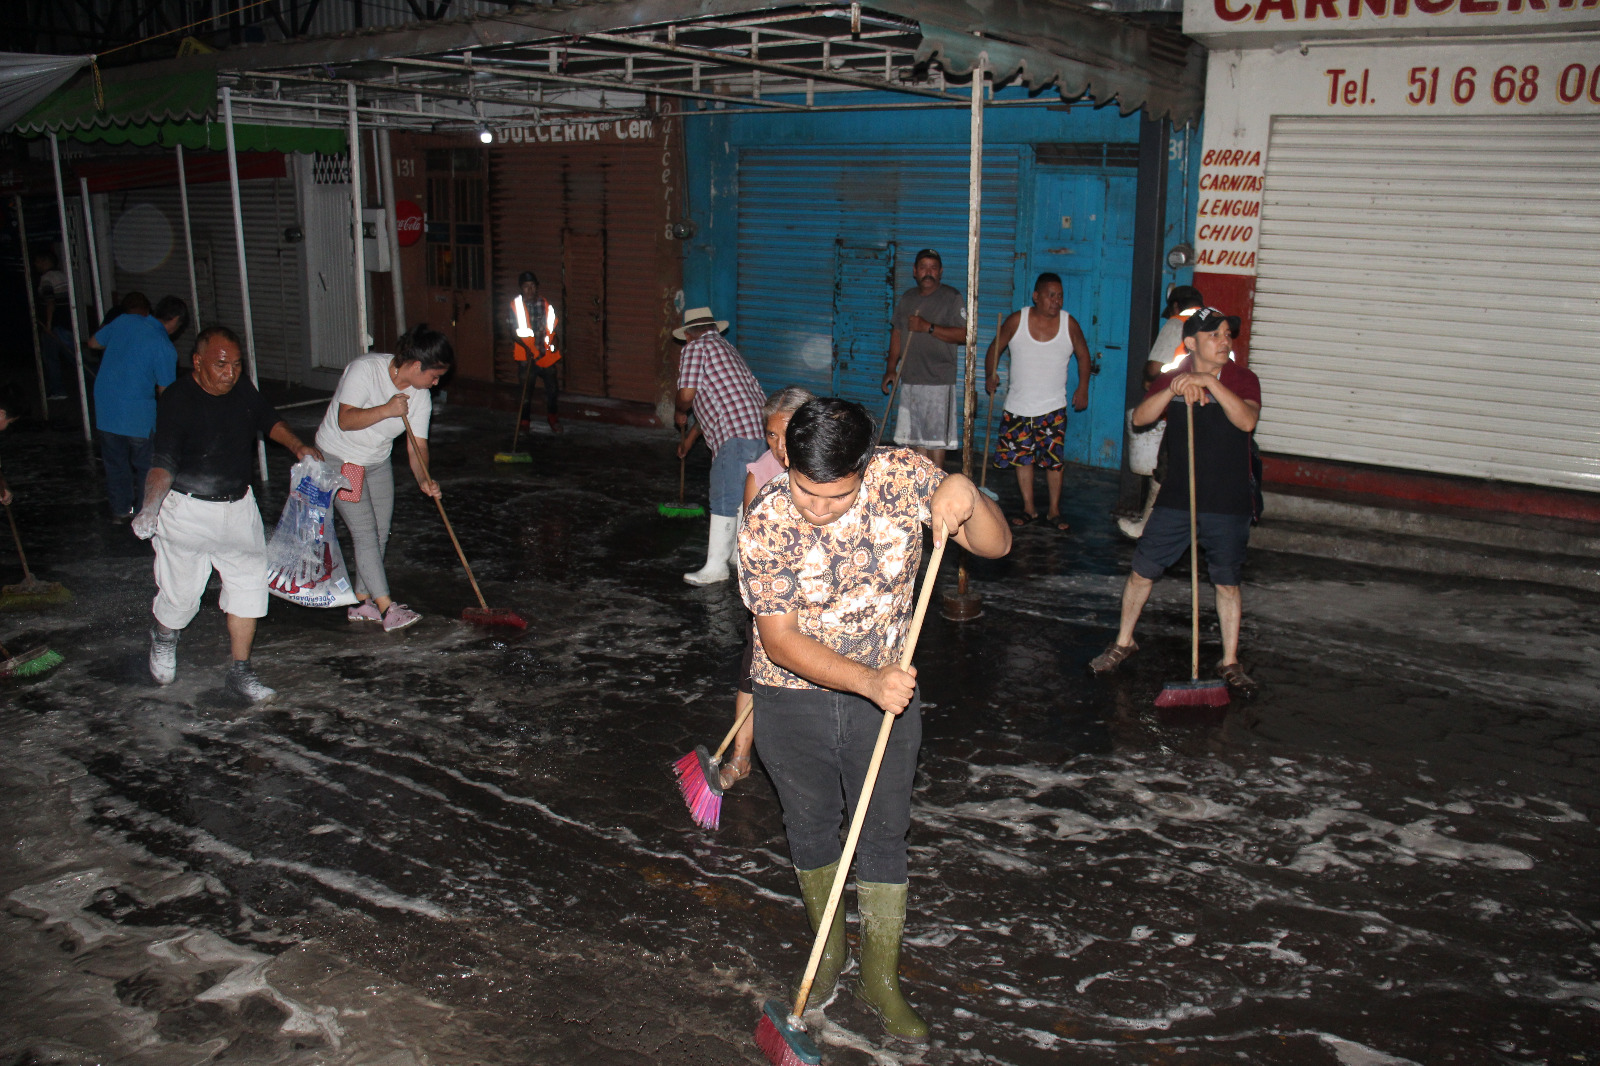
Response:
[328,453,396,601]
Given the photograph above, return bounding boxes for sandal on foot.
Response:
[1216,661,1260,699]
[1088,640,1138,675]
[718,754,752,790]
[1009,511,1039,528]
[1043,512,1070,532]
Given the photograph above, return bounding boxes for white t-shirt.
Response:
[315,353,432,467]
[1004,308,1078,418]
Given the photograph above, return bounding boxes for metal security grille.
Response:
[1250,114,1600,493]
[311,153,350,184]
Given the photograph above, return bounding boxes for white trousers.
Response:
[152,490,269,629]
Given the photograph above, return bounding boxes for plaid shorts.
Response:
[992,407,1067,470]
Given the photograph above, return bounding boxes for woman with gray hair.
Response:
[717,385,816,791]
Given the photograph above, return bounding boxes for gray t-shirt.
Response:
[892,284,966,385]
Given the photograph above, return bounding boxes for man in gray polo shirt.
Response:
[881,248,966,470]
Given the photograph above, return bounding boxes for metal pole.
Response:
[176,144,202,331]
[944,57,985,621]
[222,87,269,482]
[14,195,49,419]
[348,83,369,355]
[48,132,92,442]
[378,126,406,337]
[78,176,105,324]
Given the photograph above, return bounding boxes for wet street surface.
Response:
[2,403,1597,1065]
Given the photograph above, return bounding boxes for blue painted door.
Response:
[1027,168,1136,469]
[832,242,897,411]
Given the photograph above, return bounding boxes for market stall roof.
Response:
[0,52,93,130]
[53,0,1202,135]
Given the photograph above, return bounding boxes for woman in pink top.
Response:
[720,386,815,790]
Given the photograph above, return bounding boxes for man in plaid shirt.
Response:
[674,306,767,585]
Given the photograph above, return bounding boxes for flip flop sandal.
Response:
[718,754,752,790]
[1088,639,1138,674]
[1009,511,1039,528]
[1043,513,1071,532]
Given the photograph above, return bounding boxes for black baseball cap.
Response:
[913,248,942,264]
[1182,306,1241,339]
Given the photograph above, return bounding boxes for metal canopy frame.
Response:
[192,1,1201,134]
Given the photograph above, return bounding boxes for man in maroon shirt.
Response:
[1089,308,1264,697]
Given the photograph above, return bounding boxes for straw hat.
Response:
[673,306,729,341]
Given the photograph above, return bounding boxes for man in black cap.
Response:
[1090,307,1263,697]
[882,249,966,470]
[1120,284,1207,539]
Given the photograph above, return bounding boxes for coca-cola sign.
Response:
[395,199,423,248]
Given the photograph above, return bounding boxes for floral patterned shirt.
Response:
[738,448,944,690]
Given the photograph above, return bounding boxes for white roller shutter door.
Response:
[1250,115,1600,494]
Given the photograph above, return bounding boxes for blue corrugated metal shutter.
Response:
[735,147,1019,437]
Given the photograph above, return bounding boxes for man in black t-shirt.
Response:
[131,327,320,702]
[1088,308,1265,697]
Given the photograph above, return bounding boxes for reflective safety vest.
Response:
[512,295,561,368]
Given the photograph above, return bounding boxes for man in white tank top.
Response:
[983,273,1091,530]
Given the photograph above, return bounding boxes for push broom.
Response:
[978,315,1003,502]
[1,502,71,610]
[755,525,948,1066]
[658,425,706,519]
[871,328,914,452]
[673,697,754,831]
[493,354,536,464]
[402,414,527,631]
[1154,399,1230,709]
[0,642,63,678]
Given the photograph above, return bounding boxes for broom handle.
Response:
[872,327,915,451]
[402,413,489,611]
[793,525,947,1019]
[510,348,535,453]
[4,503,33,581]
[678,424,688,507]
[710,697,755,762]
[1186,400,1200,683]
[979,314,1002,489]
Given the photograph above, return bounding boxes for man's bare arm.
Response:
[756,612,918,714]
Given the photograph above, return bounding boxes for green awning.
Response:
[12,66,345,153]
[15,69,215,135]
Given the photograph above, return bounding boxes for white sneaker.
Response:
[684,514,738,586]
[225,664,277,703]
[149,628,178,685]
[382,603,421,632]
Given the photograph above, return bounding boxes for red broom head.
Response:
[1154,678,1231,708]
[461,607,528,631]
[755,1000,820,1066]
[672,745,724,830]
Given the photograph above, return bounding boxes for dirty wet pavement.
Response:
[2,403,1597,1065]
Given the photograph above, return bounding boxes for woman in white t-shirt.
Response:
[315,325,452,632]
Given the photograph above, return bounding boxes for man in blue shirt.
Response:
[90,293,187,522]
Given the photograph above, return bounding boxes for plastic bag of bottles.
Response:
[266,458,357,608]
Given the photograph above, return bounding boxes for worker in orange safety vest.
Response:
[512,271,562,434]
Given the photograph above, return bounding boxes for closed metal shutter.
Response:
[735,147,1019,427]
[1251,115,1600,493]
[488,139,676,403]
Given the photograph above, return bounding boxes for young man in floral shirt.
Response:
[738,398,1009,1041]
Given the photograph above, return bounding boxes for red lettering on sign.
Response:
[394,199,423,248]
[1414,0,1453,11]
[1215,0,1255,19]
[1507,0,1548,9]
[1460,0,1499,11]
[1347,0,1387,15]
[1305,0,1338,15]
[1255,0,1297,18]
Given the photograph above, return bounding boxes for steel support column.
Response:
[48,132,92,441]
[222,87,269,482]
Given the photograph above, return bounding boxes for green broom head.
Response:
[2,646,63,678]
[658,501,706,518]
[494,452,533,464]
[0,579,72,610]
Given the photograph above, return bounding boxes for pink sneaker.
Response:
[347,600,382,622]
[382,603,421,632]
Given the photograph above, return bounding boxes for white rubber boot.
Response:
[684,514,737,586]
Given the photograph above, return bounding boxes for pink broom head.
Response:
[461,607,528,631]
[1154,678,1231,708]
[672,745,725,830]
[755,1000,820,1066]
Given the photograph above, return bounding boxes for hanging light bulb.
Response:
[478,126,493,144]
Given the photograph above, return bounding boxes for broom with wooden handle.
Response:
[1154,398,1229,708]
[755,525,948,1066]
[402,413,527,630]
[672,697,754,831]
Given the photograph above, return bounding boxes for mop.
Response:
[755,527,947,1066]
[1154,400,1230,709]
[402,414,527,630]
[1,502,71,610]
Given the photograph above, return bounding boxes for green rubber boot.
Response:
[793,861,849,1005]
[854,880,929,1041]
